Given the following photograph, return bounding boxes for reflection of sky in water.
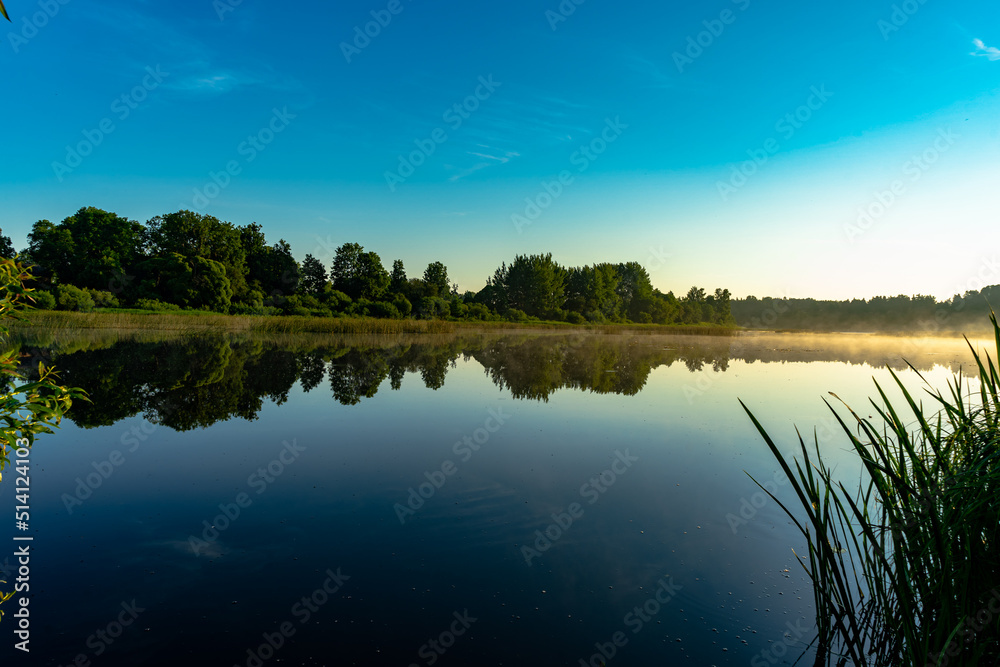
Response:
[0,332,983,666]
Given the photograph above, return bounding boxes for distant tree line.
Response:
[5,207,734,325]
[733,289,1000,332]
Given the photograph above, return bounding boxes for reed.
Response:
[14,311,456,335]
[741,310,1000,666]
[15,311,739,336]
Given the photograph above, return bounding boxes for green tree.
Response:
[25,208,144,292]
[25,219,72,286]
[331,243,389,301]
[147,210,247,301]
[240,224,300,298]
[613,262,654,322]
[239,222,269,294]
[423,261,450,298]
[712,288,734,325]
[24,220,69,287]
[300,254,328,294]
[474,281,506,313]
[356,252,390,300]
[0,229,14,258]
[331,242,363,297]
[682,286,707,324]
[565,264,621,319]
[490,253,566,318]
[132,253,233,312]
[390,259,407,293]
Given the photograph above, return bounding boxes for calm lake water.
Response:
[0,328,988,666]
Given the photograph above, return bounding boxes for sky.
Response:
[2,0,999,300]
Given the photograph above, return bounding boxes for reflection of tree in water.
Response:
[325,341,464,404]
[14,329,976,428]
[329,349,390,406]
[472,336,667,401]
[419,355,451,390]
[682,355,729,373]
[299,353,327,393]
[27,337,301,430]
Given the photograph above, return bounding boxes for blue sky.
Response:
[2,0,999,299]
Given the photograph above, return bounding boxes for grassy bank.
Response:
[14,309,740,337]
[742,311,1000,665]
[15,310,456,335]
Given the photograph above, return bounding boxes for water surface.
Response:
[0,329,986,666]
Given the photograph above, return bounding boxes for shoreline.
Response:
[12,310,740,336]
[12,309,991,338]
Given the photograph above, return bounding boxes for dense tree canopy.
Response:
[147,211,248,300]
[0,229,17,259]
[331,243,390,301]
[422,261,450,298]
[12,205,738,326]
[26,207,144,290]
[240,223,299,298]
[300,254,328,294]
[732,290,999,332]
[489,253,566,318]
[390,259,407,294]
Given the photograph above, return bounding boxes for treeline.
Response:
[733,289,1000,332]
[7,206,734,326]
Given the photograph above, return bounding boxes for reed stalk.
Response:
[742,310,1000,666]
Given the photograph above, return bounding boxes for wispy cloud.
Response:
[169,70,255,93]
[621,49,674,90]
[972,38,1000,61]
[164,63,306,96]
[80,5,304,96]
[447,146,521,182]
